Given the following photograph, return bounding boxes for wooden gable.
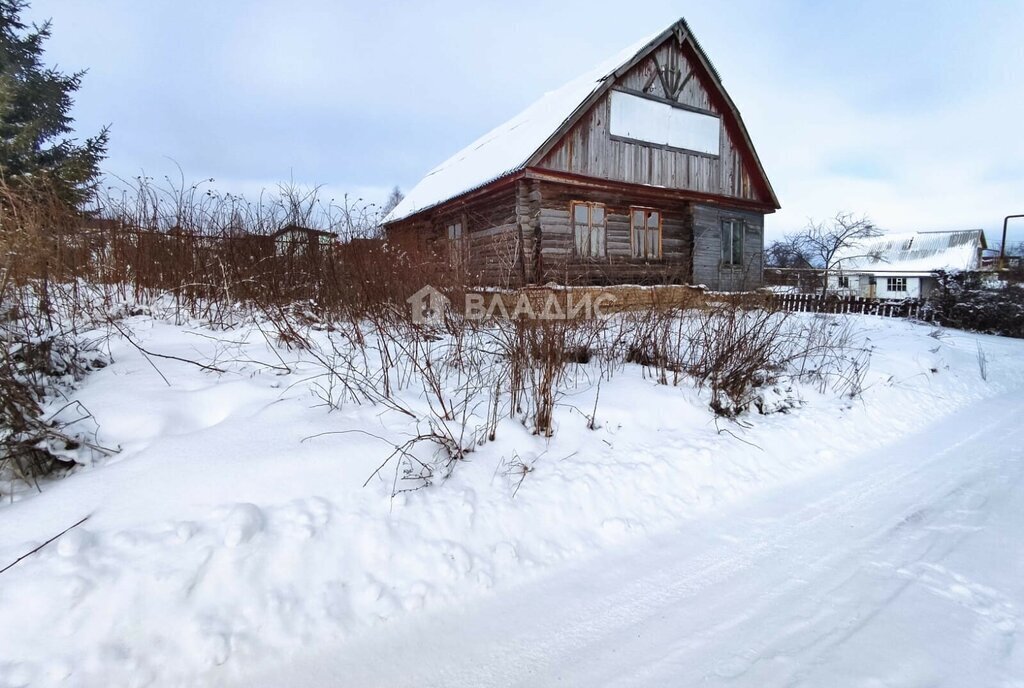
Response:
[530,29,777,209]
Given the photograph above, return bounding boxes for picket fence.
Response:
[772,292,932,320]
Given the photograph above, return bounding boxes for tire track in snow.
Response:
[229,390,1024,687]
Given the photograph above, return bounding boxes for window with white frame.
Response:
[721,219,744,266]
[609,90,721,156]
[572,201,606,258]
[446,220,465,266]
[886,277,907,292]
[630,207,661,259]
[838,275,850,289]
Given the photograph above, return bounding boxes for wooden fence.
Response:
[770,292,932,320]
[472,287,934,322]
[476,284,708,316]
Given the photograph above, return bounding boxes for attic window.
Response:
[609,90,720,156]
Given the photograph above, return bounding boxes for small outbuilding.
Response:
[827,229,988,299]
[272,224,336,257]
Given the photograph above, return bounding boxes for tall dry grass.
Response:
[1,175,869,495]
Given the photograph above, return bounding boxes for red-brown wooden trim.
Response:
[629,205,663,260]
[570,200,608,259]
[524,167,777,213]
[677,39,779,209]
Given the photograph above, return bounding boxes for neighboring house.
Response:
[383,18,779,289]
[827,230,987,299]
[272,224,336,257]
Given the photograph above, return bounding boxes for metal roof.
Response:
[835,230,987,275]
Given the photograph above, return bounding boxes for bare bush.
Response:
[1,169,873,496]
[1,182,113,490]
[685,306,789,415]
[499,317,607,436]
[600,297,869,417]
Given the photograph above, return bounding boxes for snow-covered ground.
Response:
[240,390,1024,688]
[0,312,1022,687]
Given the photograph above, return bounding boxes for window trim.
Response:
[608,89,722,159]
[445,217,467,266]
[629,206,663,260]
[570,201,607,259]
[721,218,745,267]
[886,276,908,293]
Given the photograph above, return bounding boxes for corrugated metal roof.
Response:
[835,230,986,275]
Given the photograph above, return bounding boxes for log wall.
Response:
[535,179,693,285]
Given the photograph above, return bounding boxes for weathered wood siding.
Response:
[385,29,774,290]
[535,180,693,285]
[691,203,764,291]
[537,40,762,203]
[386,184,535,288]
[386,185,764,290]
[516,179,541,284]
[461,186,520,287]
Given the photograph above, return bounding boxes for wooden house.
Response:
[383,18,779,290]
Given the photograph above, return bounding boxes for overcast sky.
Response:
[27,0,1024,244]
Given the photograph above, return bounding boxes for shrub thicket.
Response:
[1,175,868,494]
[927,271,1024,339]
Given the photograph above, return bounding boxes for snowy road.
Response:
[234,390,1024,688]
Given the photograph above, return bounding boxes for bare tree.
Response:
[787,213,882,296]
[382,186,404,217]
[277,179,322,228]
[764,239,812,269]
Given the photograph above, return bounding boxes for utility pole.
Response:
[1000,214,1024,270]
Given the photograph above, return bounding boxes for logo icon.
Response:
[407,285,450,324]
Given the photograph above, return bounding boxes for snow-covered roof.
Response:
[835,230,986,276]
[384,28,669,224]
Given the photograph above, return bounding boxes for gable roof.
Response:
[271,223,336,239]
[835,230,987,275]
[384,18,778,224]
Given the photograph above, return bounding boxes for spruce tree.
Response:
[0,0,107,206]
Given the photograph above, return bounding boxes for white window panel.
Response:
[609,91,720,156]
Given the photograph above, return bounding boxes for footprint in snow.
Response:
[221,503,265,547]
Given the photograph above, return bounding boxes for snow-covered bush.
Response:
[256,297,868,499]
[927,271,1024,339]
[607,303,867,417]
[0,186,112,491]
[0,321,108,488]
